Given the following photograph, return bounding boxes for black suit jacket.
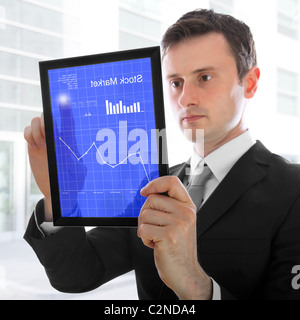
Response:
[24,141,300,299]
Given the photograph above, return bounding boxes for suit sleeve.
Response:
[23,199,133,294]
[263,193,300,300]
[219,194,300,300]
[208,194,300,300]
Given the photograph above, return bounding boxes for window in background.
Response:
[277,68,299,116]
[278,0,299,40]
[0,4,5,29]
[0,141,14,232]
[281,154,299,163]
[121,0,163,15]
[25,169,42,225]
[210,0,234,14]
[119,0,163,50]
[0,0,81,237]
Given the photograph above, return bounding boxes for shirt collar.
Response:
[190,130,256,182]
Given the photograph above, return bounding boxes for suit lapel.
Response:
[170,160,190,183]
[196,141,271,237]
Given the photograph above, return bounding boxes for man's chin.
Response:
[182,128,205,145]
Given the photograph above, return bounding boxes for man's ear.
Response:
[244,66,260,99]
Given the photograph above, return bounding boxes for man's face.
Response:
[163,32,248,151]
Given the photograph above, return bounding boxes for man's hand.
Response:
[24,113,53,221]
[24,95,88,222]
[138,176,212,300]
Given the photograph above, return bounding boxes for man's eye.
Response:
[200,74,212,82]
[171,81,182,88]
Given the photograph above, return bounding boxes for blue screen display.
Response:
[48,58,159,218]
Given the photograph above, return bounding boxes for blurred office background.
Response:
[0,0,300,299]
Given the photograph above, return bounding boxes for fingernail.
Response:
[140,184,149,193]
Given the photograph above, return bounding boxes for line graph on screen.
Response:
[59,137,150,182]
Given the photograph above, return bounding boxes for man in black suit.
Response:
[24,9,300,299]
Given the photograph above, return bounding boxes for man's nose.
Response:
[178,82,200,108]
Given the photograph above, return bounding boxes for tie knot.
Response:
[190,165,212,187]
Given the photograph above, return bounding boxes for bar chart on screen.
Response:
[106,99,142,115]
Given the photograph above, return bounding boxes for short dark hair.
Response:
[161,9,257,81]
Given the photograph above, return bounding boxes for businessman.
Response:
[24,9,300,300]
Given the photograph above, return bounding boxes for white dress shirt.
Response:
[189,130,256,205]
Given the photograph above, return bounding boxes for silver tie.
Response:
[186,165,212,211]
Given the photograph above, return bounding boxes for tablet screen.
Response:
[40,47,168,226]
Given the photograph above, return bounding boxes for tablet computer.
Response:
[39,46,169,227]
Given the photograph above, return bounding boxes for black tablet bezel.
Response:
[39,46,169,227]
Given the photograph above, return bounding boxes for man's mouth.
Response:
[182,115,205,123]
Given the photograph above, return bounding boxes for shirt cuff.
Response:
[211,277,221,300]
[33,199,64,237]
[40,221,64,236]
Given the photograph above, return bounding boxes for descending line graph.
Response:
[59,137,150,182]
